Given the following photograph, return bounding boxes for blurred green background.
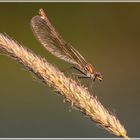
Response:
[0,2,140,138]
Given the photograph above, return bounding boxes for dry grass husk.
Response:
[0,33,129,138]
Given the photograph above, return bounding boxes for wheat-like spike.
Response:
[0,33,129,138]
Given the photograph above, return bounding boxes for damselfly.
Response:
[31,8,102,82]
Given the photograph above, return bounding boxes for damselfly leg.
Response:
[61,66,89,78]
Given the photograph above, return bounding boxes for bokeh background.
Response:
[0,3,140,138]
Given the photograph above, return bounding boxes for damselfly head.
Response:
[94,71,103,82]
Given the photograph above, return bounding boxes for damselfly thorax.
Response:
[31,8,103,82]
[83,63,102,81]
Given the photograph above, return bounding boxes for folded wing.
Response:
[31,13,87,69]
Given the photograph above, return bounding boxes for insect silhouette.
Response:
[31,8,102,82]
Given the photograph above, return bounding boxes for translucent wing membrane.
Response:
[31,14,87,69]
